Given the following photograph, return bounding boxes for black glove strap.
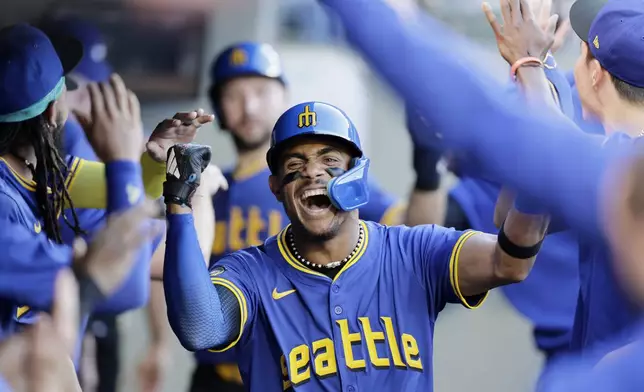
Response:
[413,147,442,191]
[497,220,544,259]
[163,180,198,208]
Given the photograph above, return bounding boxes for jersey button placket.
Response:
[334,305,343,315]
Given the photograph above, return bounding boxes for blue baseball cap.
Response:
[570,0,644,87]
[0,24,82,123]
[40,18,111,83]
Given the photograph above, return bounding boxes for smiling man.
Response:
[162,102,549,391]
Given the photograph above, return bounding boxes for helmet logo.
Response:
[298,105,317,128]
[230,48,248,66]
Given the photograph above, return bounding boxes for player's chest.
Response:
[1,186,44,235]
[211,184,288,257]
[254,268,432,388]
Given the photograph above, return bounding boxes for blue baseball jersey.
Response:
[450,177,579,360]
[207,221,486,391]
[0,154,82,334]
[198,165,405,366]
[7,120,106,328]
[540,323,644,392]
[569,132,641,359]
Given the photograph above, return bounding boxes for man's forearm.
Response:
[493,207,549,284]
[516,66,561,111]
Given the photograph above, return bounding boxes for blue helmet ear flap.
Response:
[326,157,370,211]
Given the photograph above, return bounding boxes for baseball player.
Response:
[191,41,442,391]
[0,23,201,340]
[162,101,549,391]
[322,0,644,362]
[485,0,644,361]
[0,200,162,392]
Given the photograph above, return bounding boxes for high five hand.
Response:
[146,109,215,162]
[482,0,558,65]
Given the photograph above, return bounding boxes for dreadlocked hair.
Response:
[0,114,84,243]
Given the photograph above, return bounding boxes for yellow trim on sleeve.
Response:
[378,202,407,226]
[207,277,249,353]
[448,230,488,309]
[276,221,369,282]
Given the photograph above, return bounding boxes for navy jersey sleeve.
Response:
[397,225,487,317]
[360,178,405,225]
[207,252,259,353]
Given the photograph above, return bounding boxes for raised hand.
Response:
[146,109,215,162]
[527,0,571,53]
[75,74,144,163]
[74,199,162,296]
[483,0,559,65]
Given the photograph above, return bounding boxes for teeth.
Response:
[301,188,327,200]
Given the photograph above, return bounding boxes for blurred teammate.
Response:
[321,0,644,365]
[485,0,644,361]
[0,200,161,392]
[538,154,644,391]
[190,42,423,392]
[445,0,580,380]
[0,22,204,349]
[162,101,549,391]
[40,18,122,392]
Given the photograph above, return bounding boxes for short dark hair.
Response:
[585,43,644,105]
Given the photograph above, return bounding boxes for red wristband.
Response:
[510,57,544,80]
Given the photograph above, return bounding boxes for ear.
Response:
[269,174,283,202]
[44,100,58,127]
[589,60,604,89]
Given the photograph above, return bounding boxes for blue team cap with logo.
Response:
[40,17,111,82]
[0,24,82,123]
[571,0,644,88]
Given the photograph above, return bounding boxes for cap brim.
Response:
[47,33,83,90]
[570,0,609,42]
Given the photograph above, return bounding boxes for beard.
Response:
[230,128,272,153]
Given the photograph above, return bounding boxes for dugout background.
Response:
[0,0,581,390]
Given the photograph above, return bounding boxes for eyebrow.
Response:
[282,147,341,162]
[317,146,340,156]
